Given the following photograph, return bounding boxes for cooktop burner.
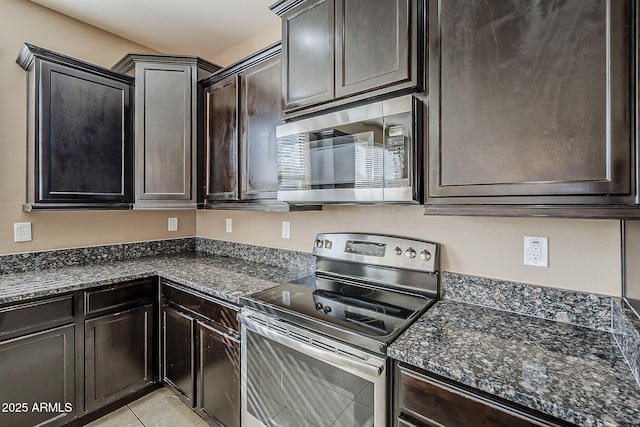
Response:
[248,275,431,336]
[242,276,435,353]
[241,233,440,354]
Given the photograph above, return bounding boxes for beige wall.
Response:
[197,207,622,296]
[0,0,196,255]
[211,22,281,67]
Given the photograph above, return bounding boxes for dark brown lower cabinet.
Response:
[162,306,196,405]
[394,362,569,427]
[0,325,75,427]
[0,280,160,426]
[196,321,240,427]
[85,304,156,412]
[161,281,240,427]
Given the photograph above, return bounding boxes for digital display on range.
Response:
[344,240,386,257]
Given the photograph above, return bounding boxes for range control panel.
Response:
[313,233,439,273]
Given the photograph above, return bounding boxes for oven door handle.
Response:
[239,312,385,380]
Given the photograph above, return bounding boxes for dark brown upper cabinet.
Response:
[112,54,220,210]
[425,0,637,218]
[204,74,240,202]
[16,44,134,211]
[335,0,413,99]
[272,0,424,119]
[240,53,283,201]
[202,43,296,211]
[279,0,335,110]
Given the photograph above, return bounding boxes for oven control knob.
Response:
[324,239,332,249]
[406,248,416,259]
[420,249,432,261]
[315,302,323,311]
[394,247,403,256]
[323,306,332,313]
[315,239,324,248]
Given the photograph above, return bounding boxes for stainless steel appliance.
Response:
[238,233,439,427]
[276,95,423,204]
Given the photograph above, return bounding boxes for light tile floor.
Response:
[85,387,208,427]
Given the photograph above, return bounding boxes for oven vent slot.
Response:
[269,323,288,334]
[288,330,311,343]
[310,339,337,353]
[247,315,268,327]
[337,348,368,362]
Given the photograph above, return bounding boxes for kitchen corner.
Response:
[2,0,640,426]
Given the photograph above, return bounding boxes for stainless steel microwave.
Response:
[276,94,422,204]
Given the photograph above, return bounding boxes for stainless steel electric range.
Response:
[238,233,440,427]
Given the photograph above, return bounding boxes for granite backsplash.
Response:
[0,238,315,276]
[442,272,612,331]
[613,299,640,387]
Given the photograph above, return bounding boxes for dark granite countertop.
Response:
[0,252,312,306]
[389,300,640,426]
[3,248,639,426]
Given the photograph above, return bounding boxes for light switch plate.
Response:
[168,217,178,232]
[282,221,291,239]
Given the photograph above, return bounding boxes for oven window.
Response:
[246,329,375,427]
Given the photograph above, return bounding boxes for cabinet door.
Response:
[85,305,155,412]
[205,75,239,201]
[240,54,283,200]
[0,325,75,427]
[162,306,195,406]
[135,63,194,204]
[282,0,335,110]
[196,321,240,427]
[38,60,133,205]
[395,364,562,427]
[335,0,413,98]
[426,0,632,206]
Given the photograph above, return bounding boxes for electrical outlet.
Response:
[225,218,232,233]
[282,221,291,239]
[14,222,32,242]
[168,217,178,232]
[524,236,548,267]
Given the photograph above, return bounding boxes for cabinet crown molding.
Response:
[200,42,281,86]
[269,0,307,16]
[16,43,133,85]
[111,52,221,75]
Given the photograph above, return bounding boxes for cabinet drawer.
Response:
[162,282,238,332]
[396,364,558,427]
[85,278,153,315]
[0,295,74,338]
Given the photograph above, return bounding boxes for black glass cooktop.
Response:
[242,274,434,344]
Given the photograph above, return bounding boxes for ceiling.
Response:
[29,0,280,61]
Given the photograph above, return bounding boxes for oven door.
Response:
[239,309,386,427]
